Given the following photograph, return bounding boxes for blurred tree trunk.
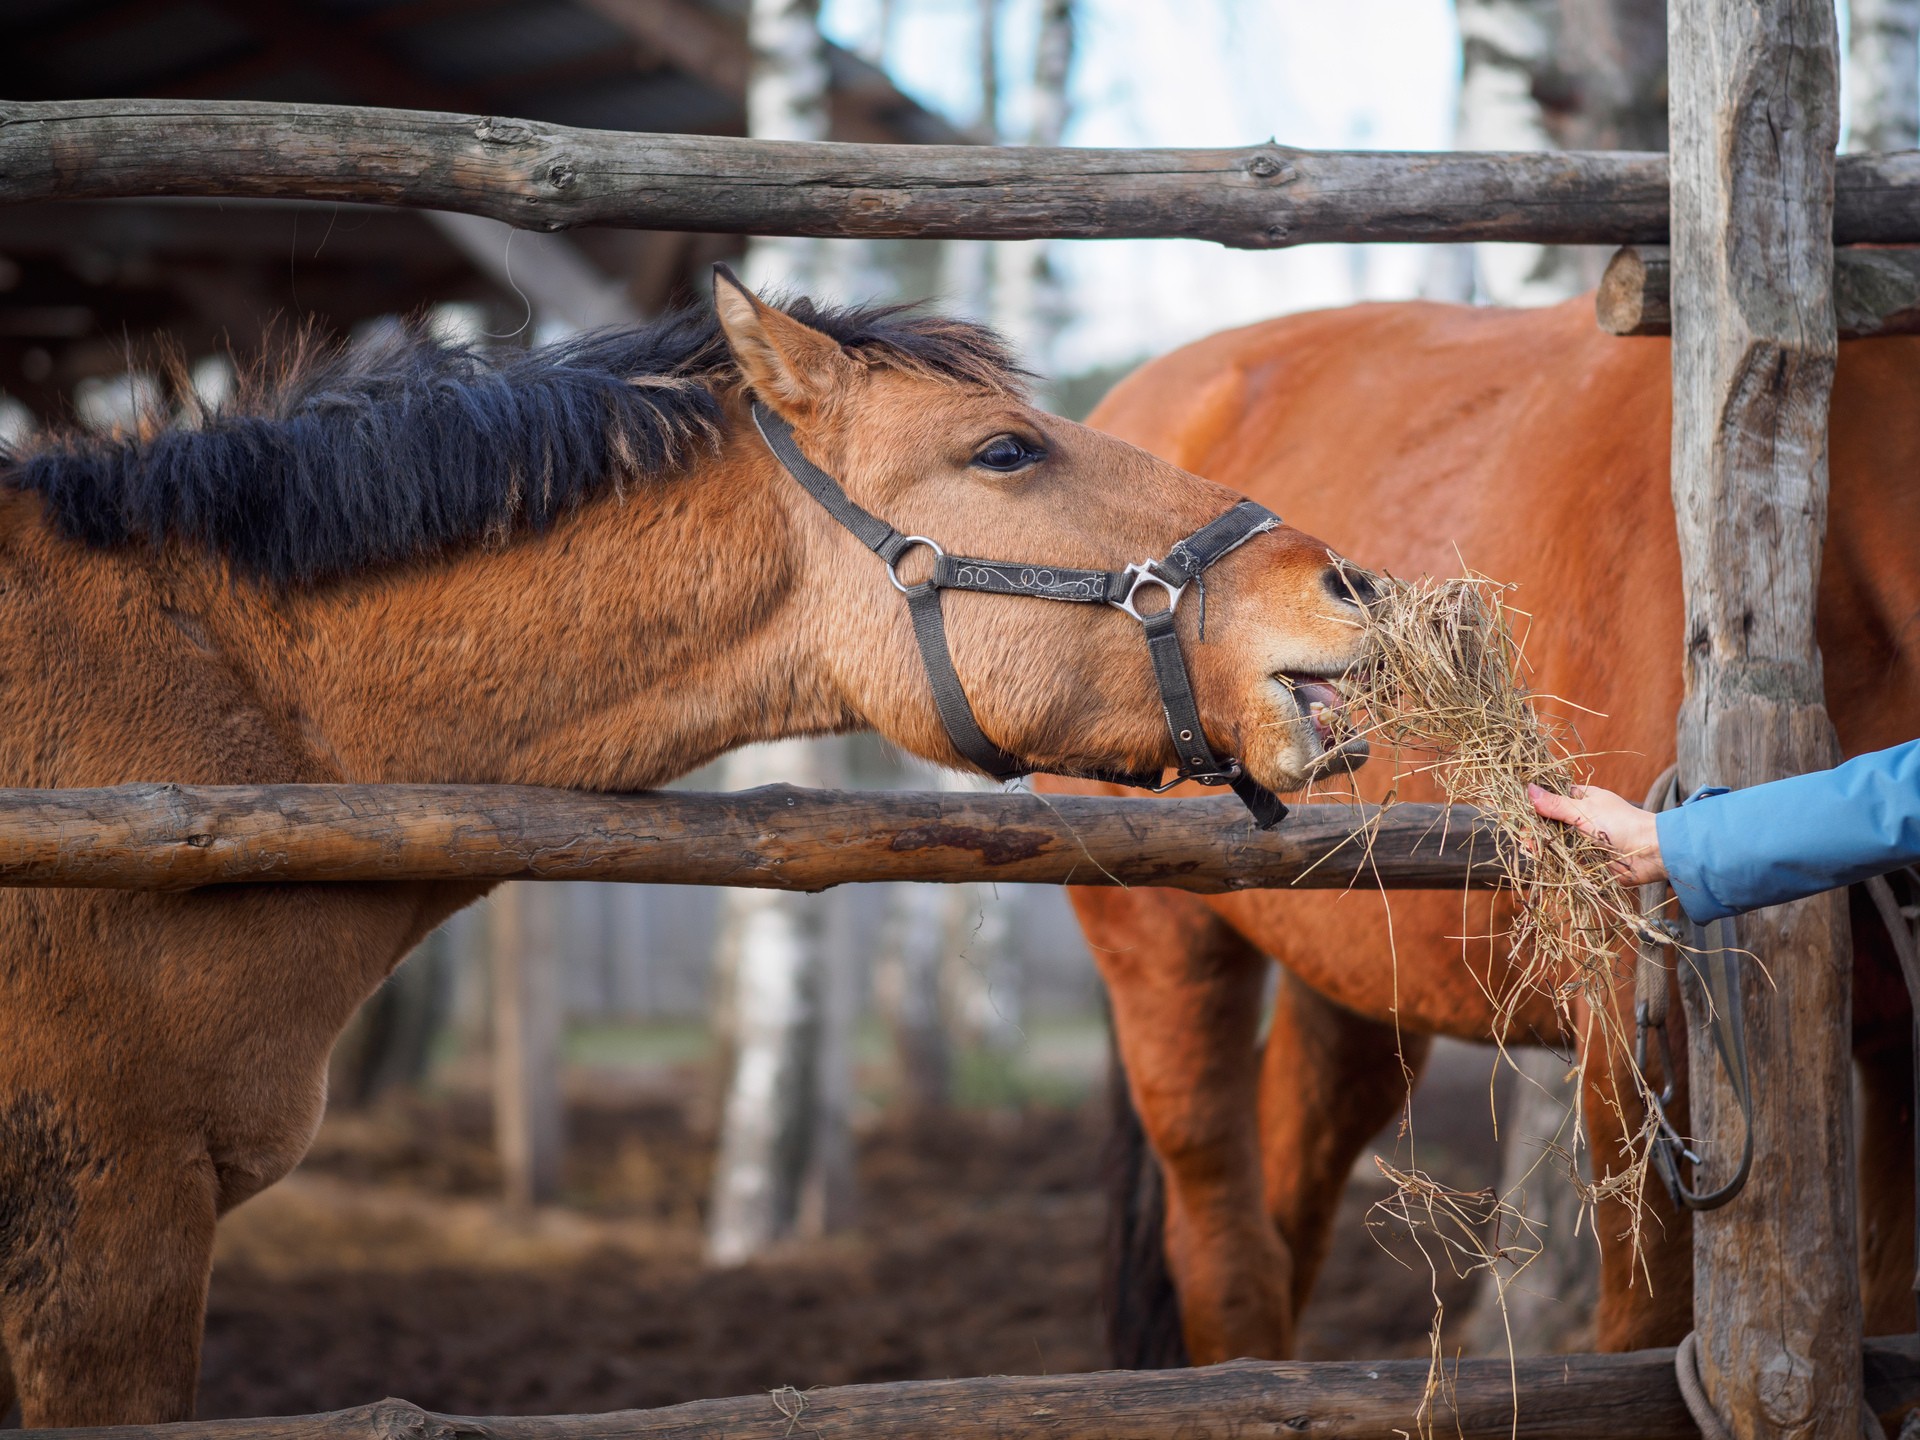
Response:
[1849,0,1920,152]
[1440,0,1583,304]
[1430,0,1665,304]
[491,882,564,1211]
[978,0,1002,142]
[706,0,849,1265]
[741,0,829,295]
[877,879,954,1115]
[864,0,899,66]
[990,0,1074,399]
[876,759,1026,1117]
[1546,0,1666,151]
[706,741,857,1261]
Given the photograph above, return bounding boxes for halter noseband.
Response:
[752,401,1292,828]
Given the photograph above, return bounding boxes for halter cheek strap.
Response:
[751,401,1291,828]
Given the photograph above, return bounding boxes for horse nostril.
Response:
[1324,564,1380,609]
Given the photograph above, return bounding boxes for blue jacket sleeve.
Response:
[1654,739,1920,923]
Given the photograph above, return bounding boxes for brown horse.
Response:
[1055,296,1920,1364]
[0,271,1374,1425]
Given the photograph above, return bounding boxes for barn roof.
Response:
[0,0,966,422]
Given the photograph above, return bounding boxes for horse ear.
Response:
[712,264,856,420]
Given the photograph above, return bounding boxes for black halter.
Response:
[752,402,1292,828]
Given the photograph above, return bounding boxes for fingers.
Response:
[1526,783,1586,827]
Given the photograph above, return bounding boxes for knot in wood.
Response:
[365,1398,458,1440]
[473,117,536,147]
[1245,153,1286,180]
[546,160,577,190]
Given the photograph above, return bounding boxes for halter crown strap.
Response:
[751,404,909,563]
[751,400,1292,827]
[754,403,1024,778]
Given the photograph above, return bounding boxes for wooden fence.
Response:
[0,0,1892,1431]
[0,785,1494,892]
[4,96,1920,247]
[19,1339,1920,1440]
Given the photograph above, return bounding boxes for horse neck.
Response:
[183,432,853,787]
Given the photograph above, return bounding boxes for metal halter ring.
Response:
[1110,560,1186,623]
[886,536,945,593]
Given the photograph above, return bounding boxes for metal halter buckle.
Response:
[1141,757,1242,791]
[885,536,945,593]
[1110,560,1186,622]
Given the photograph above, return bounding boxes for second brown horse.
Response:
[1057,296,1920,1362]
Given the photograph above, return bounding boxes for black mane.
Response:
[1,297,1022,586]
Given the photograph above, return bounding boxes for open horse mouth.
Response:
[1276,672,1372,781]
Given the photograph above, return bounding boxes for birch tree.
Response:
[1438,0,1583,304]
[1848,0,1920,152]
[990,0,1074,396]
[741,0,830,295]
[1431,0,1664,304]
[880,2,1065,1113]
[707,0,857,1263]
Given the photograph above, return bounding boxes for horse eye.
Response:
[972,435,1042,472]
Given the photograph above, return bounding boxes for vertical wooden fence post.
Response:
[491,881,565,1210]
[1669,2,1859,1437]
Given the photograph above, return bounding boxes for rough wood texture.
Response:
[0,96,1658,246]
[1597,242,1674,332]
[1599,242,1920,336]
[0,786,1498,893]
[8,100,1920,246]
[18,1340,1920,1440]
[1668,2,1859,1438]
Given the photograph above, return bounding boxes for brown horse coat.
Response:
[0,276,1373,1424]
[1057,296,1920,1362]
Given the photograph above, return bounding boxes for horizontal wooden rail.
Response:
[1598,242,1920,337]
[0,785,1497,892]
[0,99,1662,246]
[20,1339,1920,1440]
[7,101,1920,247]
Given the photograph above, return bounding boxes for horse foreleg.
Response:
[1579,987,1693,1351]
[1858,1034,1916,1335]
[1074,886,1288,1362]
[1258,973,1429,1319]
[2,1133,218,1425]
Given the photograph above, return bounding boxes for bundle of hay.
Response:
[1326,569,1647,1033]
[1320,568,1664,1297]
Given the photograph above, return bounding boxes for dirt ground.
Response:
[195,1043,1511,1419]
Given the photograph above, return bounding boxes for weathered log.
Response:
[19,1339,1920,1440]
[7,101,1920,247]
[1598,242,1920,337]
[0,97,1649,246]
[0,785,1499,893]
[1596,243,1673,332]
[1669,1,1858,1438]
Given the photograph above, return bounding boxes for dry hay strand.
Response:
[1330,568,1644,996]
[1306,567,1676,1420]
[1366,1154,1546,1439]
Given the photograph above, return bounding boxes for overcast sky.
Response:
[818,0,1461,375]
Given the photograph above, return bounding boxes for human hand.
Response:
[1526,783,1667,887]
